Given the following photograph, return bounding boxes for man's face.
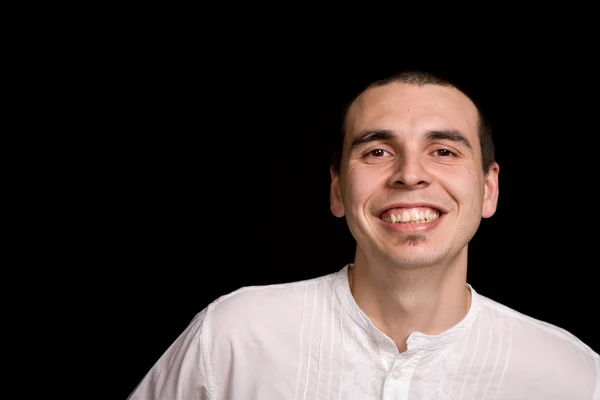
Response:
[330,82,499,269]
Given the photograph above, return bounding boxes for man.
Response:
[129,71,600,399]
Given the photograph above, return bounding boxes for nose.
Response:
[388,153,431,189]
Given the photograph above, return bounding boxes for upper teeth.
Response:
[381,208,440,224]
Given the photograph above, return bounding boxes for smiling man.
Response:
[329,78,500,357]
[129,71,599,400]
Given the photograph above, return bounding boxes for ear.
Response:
[482,162,500,218]
[330,166,345,218]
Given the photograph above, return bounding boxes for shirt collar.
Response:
[333,263,481,352]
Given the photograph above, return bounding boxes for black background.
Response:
[115,59,600,398]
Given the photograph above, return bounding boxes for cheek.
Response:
[343,170,380,209]
[439,166,484,205]
[462,172,486,213]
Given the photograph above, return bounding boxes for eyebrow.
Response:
[425,129,472,149]
[349,128,472,150]
[349,129,395,150]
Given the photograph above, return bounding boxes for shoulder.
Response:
[127,269,346,399]
[202,269,340,334]
[476,292,599,395]
[477,293,597,359]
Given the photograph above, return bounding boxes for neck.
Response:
[348,252,471,352]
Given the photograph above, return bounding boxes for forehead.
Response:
[346,82,479,142]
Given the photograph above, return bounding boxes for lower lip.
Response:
[380,214,445,233]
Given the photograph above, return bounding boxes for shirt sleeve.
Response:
[127,308,214,400]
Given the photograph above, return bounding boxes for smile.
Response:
[380,207,441,224]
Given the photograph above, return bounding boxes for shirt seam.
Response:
[593,355,600,400]
[201,305,217,400]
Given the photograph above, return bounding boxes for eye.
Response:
[368,149,392,158]
[433,148,455,157]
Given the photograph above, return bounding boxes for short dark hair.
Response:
[331,70,495,174]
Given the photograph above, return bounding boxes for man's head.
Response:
[329,71,500,269]
[331,71,495,176]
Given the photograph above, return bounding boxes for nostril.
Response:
[394,180,427,186]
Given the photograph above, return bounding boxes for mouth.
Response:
[379,206,444,225]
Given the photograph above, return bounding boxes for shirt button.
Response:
[392,369,401,379]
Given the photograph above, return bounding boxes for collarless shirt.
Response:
[128,264,600,400]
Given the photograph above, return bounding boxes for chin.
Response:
[381,244,443,269]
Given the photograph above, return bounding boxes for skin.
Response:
[329,82,500,352]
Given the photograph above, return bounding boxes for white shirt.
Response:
[128,264,600,399]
